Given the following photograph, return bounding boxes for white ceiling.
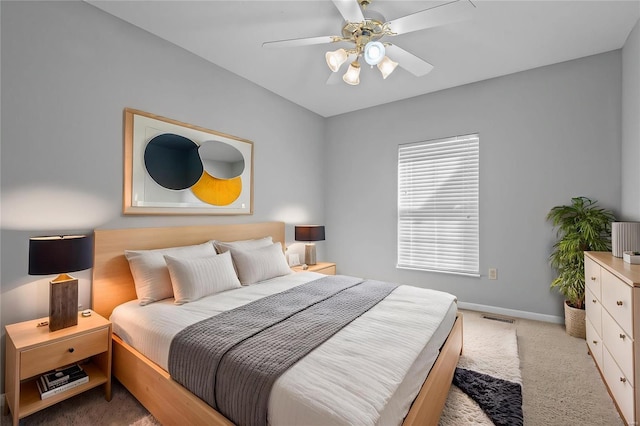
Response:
[87,0,640,117]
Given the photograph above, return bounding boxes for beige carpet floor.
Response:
[513,310,623,425]
[1,309,623,425]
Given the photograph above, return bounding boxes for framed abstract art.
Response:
[123,108,253,215]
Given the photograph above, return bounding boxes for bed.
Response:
[92,221,463,426]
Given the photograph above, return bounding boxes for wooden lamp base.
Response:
[49,274,78,331]
[304,243,317,265]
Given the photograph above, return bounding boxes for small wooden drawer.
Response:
[585,287,602,335]
[603,347,635,425]
[602,312,634,386]
[601,269,633,336]
[317,265,336,275]
[586,316,603,369]
[20,328,109,380]
[584,257,601,299]
[292,262,336,275]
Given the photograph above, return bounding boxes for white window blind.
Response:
[398,134,479,276]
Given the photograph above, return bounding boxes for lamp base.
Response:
[49,274,78,332]
[305,243,317,265]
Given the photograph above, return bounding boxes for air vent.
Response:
[481,314,515,324]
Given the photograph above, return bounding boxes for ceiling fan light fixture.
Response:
[325,48,349,72]
[343,61,361,85]
[363,41,385,65]
[377,56,398,79]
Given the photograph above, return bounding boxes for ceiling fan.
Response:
[262,0,475,86]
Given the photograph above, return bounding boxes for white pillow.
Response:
[124,242,216,305]
[230,242,292,285]
[164,251,241,305]
[214,236,273,254]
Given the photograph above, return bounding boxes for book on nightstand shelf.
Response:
[37,363,89,399]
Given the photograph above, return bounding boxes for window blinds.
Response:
[397,134,479,276]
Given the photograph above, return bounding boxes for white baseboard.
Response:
[458,301,564,324]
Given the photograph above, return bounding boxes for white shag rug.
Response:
[439,313,521,425]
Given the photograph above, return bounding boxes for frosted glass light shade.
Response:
[325,48,348,72]
[343,61,361,85]
[377,56,398,79]
[364,41,385,65]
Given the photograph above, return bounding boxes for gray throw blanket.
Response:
[168,275,398,426]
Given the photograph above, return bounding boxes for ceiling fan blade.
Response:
[386,44,434,77]
[385,0,474,36]
[262,36,336,48]
[332,0,364,23]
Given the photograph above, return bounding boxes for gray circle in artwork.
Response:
[198,140,245,180]
[144,133,203,190]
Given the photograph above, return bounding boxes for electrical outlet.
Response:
[488,268,497,280]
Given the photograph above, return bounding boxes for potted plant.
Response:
[547,196,615,338]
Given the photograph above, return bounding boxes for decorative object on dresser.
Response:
[123,108,254,215]
[546,197,615,338]
[3,310,112,426]
[623,251,640,264]
[294,225,325,265]
[584,252,639,425]
[611,221,640,257]
[28,234,93,331]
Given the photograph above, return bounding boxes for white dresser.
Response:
[584,251,639,425]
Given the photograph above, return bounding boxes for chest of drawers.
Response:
[584,252,639,425]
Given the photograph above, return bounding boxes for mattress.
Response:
[110,272,458,426]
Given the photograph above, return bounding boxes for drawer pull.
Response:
[616,300,623,306]
[619,334,626,340]
[68,347,74,353]
[592,340,598,345]
[591,277,597,281]
[620,377,627,383]
[592,299,596,303]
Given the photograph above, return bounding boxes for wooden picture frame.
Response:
[123,108,253,215]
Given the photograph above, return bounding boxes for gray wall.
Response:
[0,1,636,387]
[0,1,326,328]
[325,51,622,321]
[622,19,640,220]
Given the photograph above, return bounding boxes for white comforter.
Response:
[110,272,457,426]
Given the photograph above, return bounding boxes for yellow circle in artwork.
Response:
[191,173,242,206]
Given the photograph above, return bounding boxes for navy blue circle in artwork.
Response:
[144,133,203,190]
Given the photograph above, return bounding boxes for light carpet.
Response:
[439,312,521,425]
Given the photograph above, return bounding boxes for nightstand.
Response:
[4,310,112,425]
[292,262,336,275]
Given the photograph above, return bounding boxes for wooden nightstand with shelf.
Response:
[292,262,336,275]
[4,310,112,425]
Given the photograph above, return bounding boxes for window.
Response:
[397,133,479,276]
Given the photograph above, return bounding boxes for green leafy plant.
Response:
[547,196,615,309]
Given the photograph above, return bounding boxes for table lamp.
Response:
[294,225,325,265]
[28,235,93,331]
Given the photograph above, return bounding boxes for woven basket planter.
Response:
[564,301,586,339]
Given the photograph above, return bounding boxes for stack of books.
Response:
[36,363,88,399]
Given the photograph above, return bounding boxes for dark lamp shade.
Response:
[295,225,326,242]
[28,235,93,275]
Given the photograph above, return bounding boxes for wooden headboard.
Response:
[92,222,285,319]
